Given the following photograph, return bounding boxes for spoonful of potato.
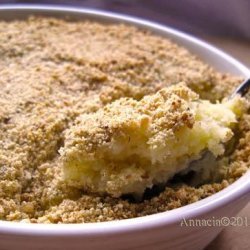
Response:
[60,79,249,198]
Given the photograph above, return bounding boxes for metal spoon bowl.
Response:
[178,78,250,186]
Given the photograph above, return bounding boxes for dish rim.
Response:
[0,4,249,236]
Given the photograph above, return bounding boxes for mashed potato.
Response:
[60,83,245,197]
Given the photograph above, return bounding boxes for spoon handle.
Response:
[232,78,250,98]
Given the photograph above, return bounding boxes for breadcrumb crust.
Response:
[0,17,249,223]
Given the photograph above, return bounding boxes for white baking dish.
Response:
[0,5,249,250]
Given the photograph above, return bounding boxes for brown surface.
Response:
[207,204,250,250]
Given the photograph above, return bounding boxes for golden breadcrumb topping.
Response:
[0,17,249,223]
[61,83,245,197]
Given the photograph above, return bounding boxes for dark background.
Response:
[1,0,250,41]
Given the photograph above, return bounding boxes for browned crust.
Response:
[0,17,248,223]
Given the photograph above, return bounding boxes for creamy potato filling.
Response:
[60,83,245,197]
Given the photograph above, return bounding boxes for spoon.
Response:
[132,78,250,200]
[231,78,250,98]
[179,78,250,186]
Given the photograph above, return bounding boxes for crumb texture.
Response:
[0,17,249,223]
[61,83,243,197]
